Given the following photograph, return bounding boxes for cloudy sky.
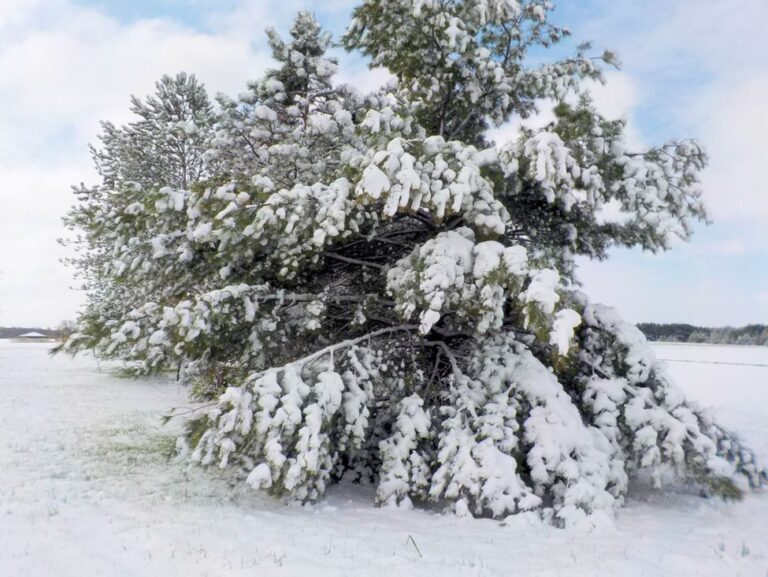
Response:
[0,0,766,328]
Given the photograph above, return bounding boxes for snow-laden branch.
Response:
[245,324,420,382]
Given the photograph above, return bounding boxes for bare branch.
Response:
[323,252,385,270]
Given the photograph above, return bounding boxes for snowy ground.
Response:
[1,340,767,577]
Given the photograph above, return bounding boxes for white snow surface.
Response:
[1,339,767,577]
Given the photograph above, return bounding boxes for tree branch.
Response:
[246,324,420,381]
[323,252,385,270]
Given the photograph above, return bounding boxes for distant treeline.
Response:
[637,323,768,346]
[0,327,61,339]
[4,324,768,345]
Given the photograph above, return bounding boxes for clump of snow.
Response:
[523,269,560,329]
[387,228,529,334]
[550,308,581,354]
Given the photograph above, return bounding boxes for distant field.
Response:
[1,339,767,577]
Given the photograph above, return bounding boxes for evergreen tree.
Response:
[62,6,765,526]
[93,72,216,190]
[61,72,218,373]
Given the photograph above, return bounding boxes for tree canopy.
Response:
[61,1,765,526]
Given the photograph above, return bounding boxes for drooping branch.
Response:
[245,324,420,382]
[323,252,386,270]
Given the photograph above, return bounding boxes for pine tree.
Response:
[61,72,218,373]
[62,6,765,525]
[93,72,216,190]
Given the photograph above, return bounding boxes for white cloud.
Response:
[0,6,273,162]
[573,0,768,325]
[0,0,48,34]
[0,0,382,326]
[1,0,767,328]
[0,162,91,326]
[587,71,640,120]
[487,70,643,149]
[683,236,752,257]
[643,1,767,72]
[711,239,748,257]
[695,74,768,222]
[336,65,393,96]
[486,103,555,147]
[552,0,768,220]
[206,0,356,36]
[586,71,645,149]
[578,253,768,326]
[0,1,279,326]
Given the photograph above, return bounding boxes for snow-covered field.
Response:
[1,340,766,577]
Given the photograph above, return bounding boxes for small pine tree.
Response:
[62,5,765,526]
[61,73,220,372]
[93,72,216,190]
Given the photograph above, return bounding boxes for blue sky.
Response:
[0,0,766,327]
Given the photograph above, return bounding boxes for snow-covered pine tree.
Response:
[92,72,216,190]
[60,72,218,375]
[62,5,766,525]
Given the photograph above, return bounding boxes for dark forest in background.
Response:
[0,327,62,339]
[2,324,767,344]
[638,323,768,345]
